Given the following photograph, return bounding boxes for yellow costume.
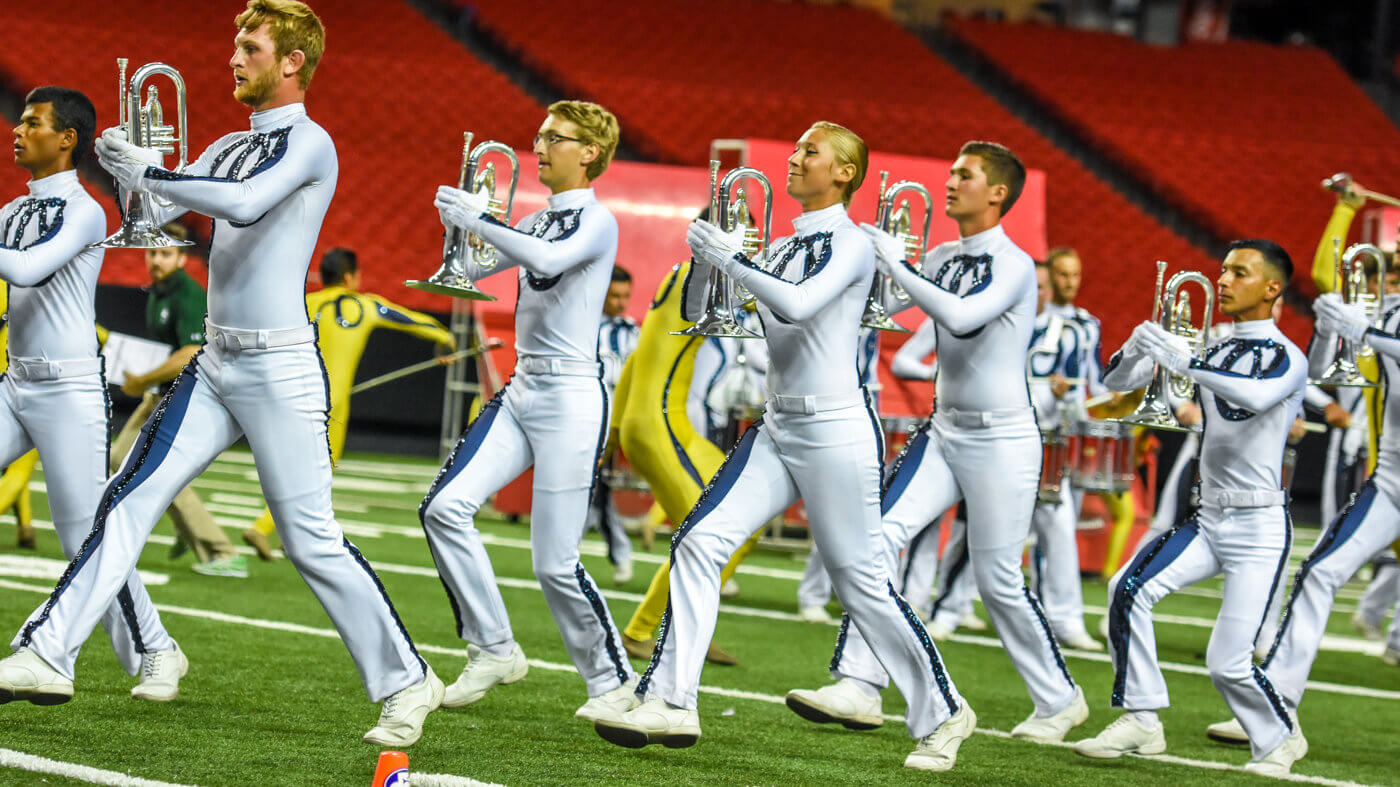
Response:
[0,284,36,542]
[613,261,761,643]
[250,286,453,535]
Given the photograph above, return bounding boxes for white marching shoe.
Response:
[958,612,988,632]
[594,697,701,749]
[905,703,977,772]
[1245,724,1308,777]
[1011,685,1089,742]
[926,619,956,641]
[1351,611,1383,641]
[797,605,833,624]
[0,648,73,706]
[575,679,641,723]
[443,643,527,708]
[1073,713,1167,758]
[363,665,444,747]
[131,646,189,702]
[1058,630,1105,652]
[1205,716,1248,744]
[784,678,884,730]
[612,558,633,585]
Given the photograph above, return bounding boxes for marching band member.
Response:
[790,141,1086,746]
[589,265,639,583]
[425,100,639,724]
[1,2,440,745]
[609,252,756,666]
[597,122,974,772]
[1075,240,1307,776]
[0,85,186,703]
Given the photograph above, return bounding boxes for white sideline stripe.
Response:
[0,748,195,787]
[0,555,169,586]
[410,775,506,787]
[0,582,1369,787]
[1077,604,1383,656]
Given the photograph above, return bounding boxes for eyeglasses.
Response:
[533,133,582,148]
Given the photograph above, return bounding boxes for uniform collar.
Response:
[27,169,78,198]
[956,223,1007,255]
[1226,318,1276,338]
[546,187,596,211]
[792,202,849,235]
[249,102,306,133]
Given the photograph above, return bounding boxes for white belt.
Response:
[766,391,864,415]
[205,319,315,351]
[6,356,101,381]
[516,356,600,377]
[935,406,1034,429]
[1204,488,1288,508]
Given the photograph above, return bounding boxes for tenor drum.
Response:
[1038,430,1070,504]
[1072,420,1135,493]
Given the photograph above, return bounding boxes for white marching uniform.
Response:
[687,312,768,443]
[1027,308,1097,640]
[1263,298,1400,710]
[1104,318,1305,758]
[0,170,176,677]
[591,313,639,567]
[831,223,1079,718]
[13,105,427,701]
[419,187,635,697]
[640,203,961,738]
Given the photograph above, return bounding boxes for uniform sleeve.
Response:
[724,230,871,323]
[469,205,615,279]
[173,280,207,346]
[1312,202,1356,294]
[1303,384,1334,409]
[887,251,1030,335]
[1083,317,1108,396]
[890,318,937,381]
[367,294,454,347]
[679,259,711,323]
[1103,343,1157,391]
[138,134,237,226]
[1185,348,1306,413]
[0,200,104,287]
[142,127,334,225]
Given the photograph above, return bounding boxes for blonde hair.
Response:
[808,121,868,206]
[547,100,620,181]
[235,0,326,90]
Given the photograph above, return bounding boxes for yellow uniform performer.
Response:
[1313,200,1399,559]
[0,284,37,544]
[250,286,453,536]
[613,261,761,646]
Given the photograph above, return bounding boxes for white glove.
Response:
[1137,321,1192,374]
[95,127,164,192]
[685,219,745,273]
[434,185,491,234]
[1313,293,1370,343]
[860,223,906,276]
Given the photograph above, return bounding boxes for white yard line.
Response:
[0,748,196,787]
[0,580,1373,787]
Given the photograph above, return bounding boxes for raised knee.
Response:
[1206,647,1253,684]
[419,491,478,532]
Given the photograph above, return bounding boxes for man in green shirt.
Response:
[112,223,246,578]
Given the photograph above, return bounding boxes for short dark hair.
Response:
[319,247,358,286]
[958,140,1026,216]
[24,86,96,168]
[1226,239,1293,285]
[610,266,632,284]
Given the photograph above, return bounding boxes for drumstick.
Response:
[351,338,503,394]
[1299,421,1327,434]
[1083,392,1117,409]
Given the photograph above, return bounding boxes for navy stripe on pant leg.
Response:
[888,581,959,713]
[1022,586,1075,687]
[20,357,202,649]
[929,535,968,620]
[881,422,931,515]
[829,613,852,672]
[1109,516,1201,707]
[100,357,150,656]
[638,422,762,697]
[663,338,705,487]
[573,377,630,685]
[1252,509,1292,654]
[342,537,427,676]
[1263,481,1377,668]
[1251,664,1294,731]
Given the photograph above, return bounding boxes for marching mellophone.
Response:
[1310,241,1387,388]
[1112,260,1214,433]
[406,132,520,301]
[860,171,932,333]
[673,161,773,339]
[92,58,194,249]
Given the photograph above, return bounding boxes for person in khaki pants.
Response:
[112,222,247,578]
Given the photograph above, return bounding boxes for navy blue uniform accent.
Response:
[342,536,428,675]
[1022,586,1075,686]
[880,422,931,515]
[1108,517,1201,706]
[733,232,834,326]
[829,614,852,672]
[19,355,202,649]
[1192,338,1290,421]
[0,197,64,250]
[663,337,705,486]
[517,208,584,291]
[575,563,630,684]
[1251,664,1294,731]
[145,128,291,228]
[888,581,960,713]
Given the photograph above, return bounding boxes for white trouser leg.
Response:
[832,422,959,690]
[1151,433,1197,534]
[899,516,942,620]
[931,517,975,629]
[13,361,233,680]
[1030,480,1088,638]
[1263,481,1400,708]
[1357,560,1399,627]
[641,422,797,707]
[797,545,833,609]
[421,384,532,650]
[1387,604,1400,652]
[226,344,425,701]
[949,416,1078,715]
[1320,429,1343,527]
